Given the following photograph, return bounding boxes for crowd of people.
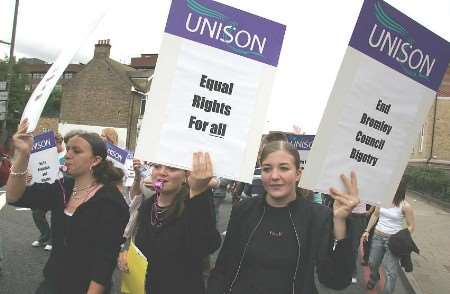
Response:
[0,122,417,294]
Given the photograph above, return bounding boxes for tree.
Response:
[0,57,30,134]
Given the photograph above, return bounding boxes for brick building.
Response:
[410,64,450,168]
[59,40,153,149]
[20,58,83,92]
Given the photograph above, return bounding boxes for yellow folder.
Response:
[121,241,148,294]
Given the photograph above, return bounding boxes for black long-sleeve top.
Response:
[9,178,130,293]
[134,189,221,294]
[207,195,354,294]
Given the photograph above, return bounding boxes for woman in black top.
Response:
[207,141,360,294]
[133,152,221,294]
[6,120,129,294]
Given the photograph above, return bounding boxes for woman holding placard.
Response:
[207,140,359,294]
[131,153,221,294]
[6,119,129,294]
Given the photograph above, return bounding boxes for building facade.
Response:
[59,40,152,149]
[410,65,450,168]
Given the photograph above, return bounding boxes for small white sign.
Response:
[28,131,60,184]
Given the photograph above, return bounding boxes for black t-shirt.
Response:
[232,205,298,294]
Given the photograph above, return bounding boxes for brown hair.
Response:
[393,175,408,207]
[74,132,123,185]
[101,128,119,146]
[263,132,288,145]
[259,140,300,170]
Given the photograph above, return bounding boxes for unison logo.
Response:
[368,1,436,80]
[184,0,267,57]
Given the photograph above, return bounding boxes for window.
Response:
[64,72,73,79]
[32,73,45,80]
[419,125,424,153]
[139,96,147,117]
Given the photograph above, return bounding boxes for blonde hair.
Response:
[101,128,119,145]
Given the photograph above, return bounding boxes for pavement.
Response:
[0,190,446,293]
[402,191,450,294]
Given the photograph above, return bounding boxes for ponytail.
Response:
[92,160,124,185]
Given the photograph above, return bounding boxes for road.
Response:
[0,191,410,293]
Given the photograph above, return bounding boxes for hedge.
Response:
[405,166,450,202]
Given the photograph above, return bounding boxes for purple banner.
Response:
[106,143,128,165]
[31,131,56,154]
[165,0,286,67]
[349,0,450,91]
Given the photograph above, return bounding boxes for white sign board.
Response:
[300,0,450,207]
[28,131,60,184]
[135,0,285,183]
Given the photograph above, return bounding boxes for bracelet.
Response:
[9,166,28,176]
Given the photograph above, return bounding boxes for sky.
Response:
[0,0,449,134]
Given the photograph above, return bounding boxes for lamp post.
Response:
[0,0,20,143]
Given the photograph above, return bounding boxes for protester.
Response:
[207,140,359,294]
[55,132,65,166]
[363,176,415,293]
[117,159,154,272]
[131,152,221,294]
[211,177,231,223]
[6,120,129,294]
[30,132,65,251]
[101,128,119,146]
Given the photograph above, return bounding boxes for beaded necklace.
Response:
[150,180,168,227]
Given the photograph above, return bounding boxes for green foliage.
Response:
[42,88,62,117]
[405,166,450,202]
[0,57,62,133]
[0,57,30,133]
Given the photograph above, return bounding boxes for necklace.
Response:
[72,183,95,200]
[150,180,168,227]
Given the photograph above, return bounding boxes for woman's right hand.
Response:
[362,231,370,242]
[12,119,33,156]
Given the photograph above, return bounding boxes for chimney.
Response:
[94,39,111,58]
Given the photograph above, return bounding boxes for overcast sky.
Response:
[0,0,449,134]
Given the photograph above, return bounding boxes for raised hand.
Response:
[329,171,360,220]
[13,119,33,156]
[188,152,214,198]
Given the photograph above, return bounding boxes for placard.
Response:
[300,0,450,207]
[28,131,60,184]
[135,0,286,183]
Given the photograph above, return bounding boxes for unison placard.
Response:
[28,131,60,184]
[135,0,285,182]
[300,0,450,207]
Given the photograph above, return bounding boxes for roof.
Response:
[20,63,84,73]
[127,69,154,93]
[130,54,158,69]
